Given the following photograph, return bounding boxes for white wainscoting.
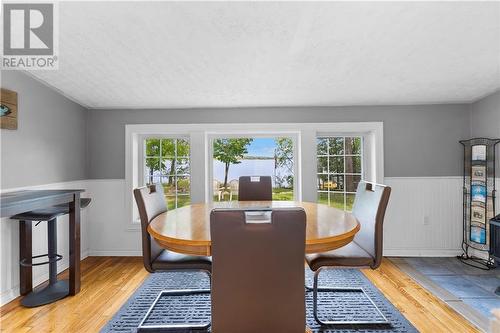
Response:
[86,179,142,256]
[383,177,463,256]
[85,177,500,259]
[0,180,90,306]
[2,177,498,305]
[384,177,500,257]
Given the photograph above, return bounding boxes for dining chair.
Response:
[210,208,306,333]
[133,184,212,331]
[305,181,391,326]
[213,179,222,201]
[237,176,272,201]
[227,179,239,201]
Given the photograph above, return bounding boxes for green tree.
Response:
[345,137,361,192]
[274,137,294,188]
[145,139,190,185]
[145,139,163,184]
[162,139,189,185]
[213,138,253,188]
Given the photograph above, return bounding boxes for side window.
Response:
[144,138,191,209]
[317,137,363,211]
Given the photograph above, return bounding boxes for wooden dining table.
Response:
[148,201,360,255]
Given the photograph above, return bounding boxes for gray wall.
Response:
[1,72,480,182]
[1,71,88,189]
[87,104,471,178]
[470,90,500,170]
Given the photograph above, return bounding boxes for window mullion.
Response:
[343,136,346,211]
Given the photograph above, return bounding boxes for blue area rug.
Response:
[101,269,417,332]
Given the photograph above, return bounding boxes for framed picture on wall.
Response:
[472,145,487,161]
[471,205,485,224]
[471,165,486,185]
[471,185,487,203]
[0,88,18,130]
[470,225,486,244]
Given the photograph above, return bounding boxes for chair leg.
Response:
[311,267,389,326]
[137,270,212,332]
[137,289,211,332]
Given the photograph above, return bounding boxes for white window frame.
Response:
[206,131,300,203]
[125,122,383,230]
[316,135,364,210]
[138,134,191,209]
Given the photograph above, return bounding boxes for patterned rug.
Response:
[101,269,417,332]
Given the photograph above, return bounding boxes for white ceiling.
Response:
[27,1,500,109]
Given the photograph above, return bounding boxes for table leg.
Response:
[69,193,81,295]
[19,220,32,295]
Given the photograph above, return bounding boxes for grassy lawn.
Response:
[318,192,354,211]
[166,195,190,210]
[164,188,353,211]
[272,188,293,200]
[213,187,294,202]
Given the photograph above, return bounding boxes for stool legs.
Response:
[48,218,57,285]
[19,220,33,295]
[20,218,69,307]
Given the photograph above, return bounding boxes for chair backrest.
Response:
[213,179,221,191]
[238,176,272,201]
[210,208,306,333]
[228,179,238,192]
[352,181,391,269]
[133,184,167,272]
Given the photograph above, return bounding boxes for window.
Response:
[143,137,190,210]
[212,137,295,201]
[317,136,363,211]
[127,122,382,228]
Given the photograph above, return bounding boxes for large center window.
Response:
[127,123,382,227]
[211,137,295,201]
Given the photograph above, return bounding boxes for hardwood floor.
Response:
[0,257,148,333]
[0,257,480,332]
[363,259,480,333]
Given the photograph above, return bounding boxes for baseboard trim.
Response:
[90,249,464,258]
[384,248,462,257]
[88,250,142,257]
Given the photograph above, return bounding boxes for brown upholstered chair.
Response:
[237,176,272,201]
[305,181,391,326]
[210,208,306,333]
[133,184,211,331]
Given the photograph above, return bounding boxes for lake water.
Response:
[213,159,290,186]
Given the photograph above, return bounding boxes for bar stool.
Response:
[11,198,91,307]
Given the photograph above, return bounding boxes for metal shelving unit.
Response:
[458,138,500,270]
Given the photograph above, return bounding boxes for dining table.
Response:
[147,201,360,256]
